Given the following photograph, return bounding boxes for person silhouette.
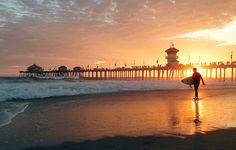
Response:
[192,68,205,99]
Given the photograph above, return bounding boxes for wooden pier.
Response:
[19,63,236,82]
[19,45,236,82]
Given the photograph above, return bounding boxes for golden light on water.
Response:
[31,90,236,140]
[2,89,236,148]
[191,100,203,119]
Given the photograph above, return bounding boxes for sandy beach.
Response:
[1,0,236,149]
[0,88,236,150]
[23,128,236,150]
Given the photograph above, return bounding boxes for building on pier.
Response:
[165,43,179,66]
[19,44,236,82]
[27,64,43,73]
[58,66,67,72]
[73,66,81,71]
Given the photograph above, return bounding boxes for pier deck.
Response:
[19,64,236,82]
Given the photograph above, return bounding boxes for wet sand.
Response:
[23,128,236,150]
[0,89,236,150]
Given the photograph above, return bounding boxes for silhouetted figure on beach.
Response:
[192,68,205,99]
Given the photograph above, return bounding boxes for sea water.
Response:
[0,77,236,128]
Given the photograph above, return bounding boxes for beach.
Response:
[1,0,236,149]
[1,88,236,150]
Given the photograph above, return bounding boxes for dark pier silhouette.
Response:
[19,63,236,82]
[19,45,236,82]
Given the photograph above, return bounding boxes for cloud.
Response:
[9,65,27,69]
[104,16,116,25]
[95,60,105,65]
[110,0,118,12]
[169,0,176,4]
[176,18,236,46]
[1,0,236,75]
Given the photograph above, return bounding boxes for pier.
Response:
[19,45,236,82]
[19,63,236,82]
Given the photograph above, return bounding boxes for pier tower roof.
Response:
[165,43,179,66]
[165,43,179,54]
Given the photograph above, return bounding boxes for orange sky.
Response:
[0,0,236,75]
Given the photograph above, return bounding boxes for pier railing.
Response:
[19,64,236,82]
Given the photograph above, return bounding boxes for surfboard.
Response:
[181,76,193,85]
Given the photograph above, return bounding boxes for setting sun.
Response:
[1,1,236,150]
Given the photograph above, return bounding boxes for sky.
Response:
[0,0,236,75]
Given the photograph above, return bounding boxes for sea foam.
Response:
[0,102,28,127]
[0,78,236,101]
[0,78,236,128]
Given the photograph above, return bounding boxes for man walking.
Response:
[192,68,205,99]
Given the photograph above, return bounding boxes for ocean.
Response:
[0,77,236,129]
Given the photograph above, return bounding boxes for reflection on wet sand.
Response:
[193,99,202,134]
[1,89,236,149]
[193,100,201,126]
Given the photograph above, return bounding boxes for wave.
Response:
[0,102,29,127]
[0,78,236,101]
[0,78,236,128]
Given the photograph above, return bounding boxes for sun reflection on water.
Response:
[4,89,235,145]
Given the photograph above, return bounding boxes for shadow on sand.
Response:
[23,127,236,150]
